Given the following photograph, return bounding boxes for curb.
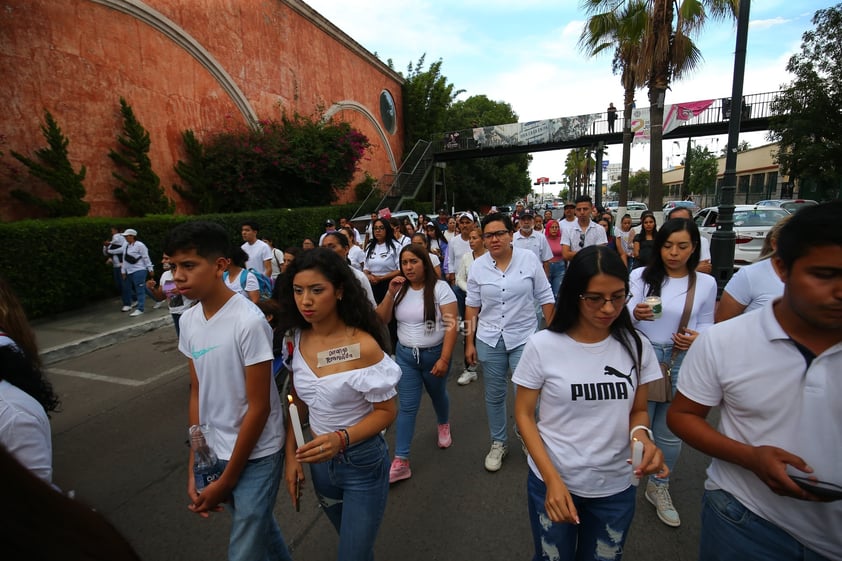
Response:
[41,316,172,366]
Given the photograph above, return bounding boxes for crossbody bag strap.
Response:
[669,272,697,365]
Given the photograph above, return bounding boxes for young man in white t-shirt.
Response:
[667,202,842,561]
[165,221,292,561]
[561,196,607,261]
[240,221,272,278]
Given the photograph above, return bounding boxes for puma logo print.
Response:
[604,365,634,388]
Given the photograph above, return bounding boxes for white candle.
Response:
[287,395,306,449]
[630,439,644,486]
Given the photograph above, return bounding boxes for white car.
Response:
[694,205,790,266]
[607,201,648,226]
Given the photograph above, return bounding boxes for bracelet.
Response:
[334,430,346,453]
[629,425,654,442]
[340,428,350,449]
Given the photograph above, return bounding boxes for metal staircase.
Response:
[374,140,433,211]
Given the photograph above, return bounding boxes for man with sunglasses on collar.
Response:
[561,195,607,261]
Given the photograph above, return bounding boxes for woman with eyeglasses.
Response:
[513,246,667,561]
[464,213,555,473]
[626,218,717,529]
[633,211,657,269]
[364,218,402,304]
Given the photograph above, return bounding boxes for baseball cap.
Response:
[563,202,575,209]
[438,208,447,214]
[122,228,138,237]
[520,210,535,219]
[426,222,436,228]
[325,219,335,227]
[457,212,474,222]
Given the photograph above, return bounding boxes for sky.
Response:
[305,0,829,196]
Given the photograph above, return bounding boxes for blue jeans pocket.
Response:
[343,436,387,471]
[705,489,751,525]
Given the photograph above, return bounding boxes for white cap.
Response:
[122,228,138,237]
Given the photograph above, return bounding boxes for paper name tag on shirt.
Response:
[317,343,361,367]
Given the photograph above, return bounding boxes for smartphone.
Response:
[790,476,842,501]
[294,478,302,512]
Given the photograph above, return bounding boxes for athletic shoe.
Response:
[129,309,144,317]
[131,301,138,308]
[437,423,452,449]
[457,369,477,385]
[152,300,164,309]
[389,458,411,483]
[484,441,508,472]
[121,305,131,312]
[645,479,681,527]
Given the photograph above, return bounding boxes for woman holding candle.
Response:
[277,248,400,561]
[375,244,458,483]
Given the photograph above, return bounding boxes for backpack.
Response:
[224,268,273,301]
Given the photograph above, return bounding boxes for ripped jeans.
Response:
[527,469,635,561]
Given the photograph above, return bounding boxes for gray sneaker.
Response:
[645,479,681,527]
[484,441,508,472]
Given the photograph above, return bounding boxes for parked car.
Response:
[694,205,790,266]
[350,210,418,241]
[663,200,700,218]
[605,201,649,225]
[755,199,818,213]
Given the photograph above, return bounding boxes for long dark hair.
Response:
[636,211,658,241]
[548,246,644,375]
[276,248,388,351]
[641,218,701,297]
[393,245,438,331]
[365,218,398,258]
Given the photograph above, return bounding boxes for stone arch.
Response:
[324,100,397,172]
[90,0,258,125]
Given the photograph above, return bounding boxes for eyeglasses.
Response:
[373,226,386,231]
[579,293,632,309]
[578,233,586,248]
[482,229,510,240]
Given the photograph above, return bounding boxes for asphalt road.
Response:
[47,327,711,561]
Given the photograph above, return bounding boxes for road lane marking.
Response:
[49,364,187,386]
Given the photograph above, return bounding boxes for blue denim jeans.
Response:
[548,260,565,300]
[527,470,636,561]
[700,489,831,561]
[217,450,292,561]
[647,342,687,484]
[451,284,466,320]
[111,266,123,293]
[309,435,390,561]
[394,342,450,459]
[477,335,525,444]
[121,270,148,310]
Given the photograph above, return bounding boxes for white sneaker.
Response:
[129,309,144,317]
[484,441,508,472]
[457,369,477,385]
[152,300,164,309]
[645,479,681,527]
[121,305,131,312]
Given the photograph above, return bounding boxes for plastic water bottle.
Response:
[189,424,222,492]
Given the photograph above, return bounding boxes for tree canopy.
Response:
[402,55,464,146]
[768,3,842,200]
[685,145,718,199]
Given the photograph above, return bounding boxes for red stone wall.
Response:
[0,0,404,220]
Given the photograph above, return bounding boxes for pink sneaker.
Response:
[389,458,411,483]
[437,423,452,449]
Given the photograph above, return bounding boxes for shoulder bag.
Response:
[649,273,696,403]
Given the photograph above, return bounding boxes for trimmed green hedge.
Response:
[0,204,358,319]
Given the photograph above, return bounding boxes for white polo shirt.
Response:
[561,221,608,253]
[513,230,553,264]
[466,248,555,349]
[678,301,842,559]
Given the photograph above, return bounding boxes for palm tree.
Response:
[564,148,595,199]
[579,0,647,208]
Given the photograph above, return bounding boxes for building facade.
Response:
[0,0,404,220]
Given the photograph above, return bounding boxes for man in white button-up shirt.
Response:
[464,213,555,473]
[512,210,552,278]
[561,195,607,262]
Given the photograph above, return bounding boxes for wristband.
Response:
[629,425,654,442]
[340,428,350,448]
[334,430,346,452]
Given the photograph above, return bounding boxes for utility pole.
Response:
[681,138,692,200]
[711,0,750,295]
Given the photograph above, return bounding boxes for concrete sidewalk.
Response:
[33,297,173,365]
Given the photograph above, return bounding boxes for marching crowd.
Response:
[1,199,840,561]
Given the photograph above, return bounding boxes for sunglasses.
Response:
[579,233,586,248]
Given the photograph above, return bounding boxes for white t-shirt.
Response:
[241,240,272,273]
[393,234,411,248]
[466,248,555,349]
[158,270,194,314]
[348,245,366,271]
[615,227,636,257]
[224,269,259,297]
[513,230,553,263]
[678,302,842,560]
[456,251,477,292]
[104,233,126,267]
[350,266,377,309]
[394,280,457,348]
[699,236,711,262]
[513,330,661,497]
[559,218,578,240]
[178,294,283,460]
[0,379,52,484]
[364,242,400,276]
[429,253,441,269]
[268,248,285,280]
[628,268,717,344]
[291,331,401,436]
[722,258,783,314]
[447,235,471,276]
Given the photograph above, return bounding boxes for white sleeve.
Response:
[539,236,553,262]
[676,329,723,406]
[692,275,718,332]
[511,337,544,390]
[561,228,573,249]
[238,314,275,366]
[699,237,711,261]
[456,254,470,292]
[244,272,260,292]
[532,258,555,306]
[430,254,441,268]
[593,227,608,245]
[465,260,481,308]
[435,281,457,306]
[722,266,751,305]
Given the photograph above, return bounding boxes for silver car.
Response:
[694,205,790,266]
